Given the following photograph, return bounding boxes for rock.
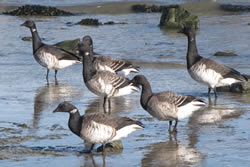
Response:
[131,4,170,13]
[21,36,45,42]
[214,51,238,57]
[220,4,250,12]
[216,75,250,93]
[97,140,123,153]
[159,6,199,30]
[104,21,127,25]
[3,5,74,16]
[76,18,128,26]
[76,18,102,26]
[131,4,179,13]
[54,39,80,54]
[21,37,32,42]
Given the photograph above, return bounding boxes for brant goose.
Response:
[131,75,206,132]
[78,36,139,76]
[79,36,139,113]
[53,102,143,153]
[179,26,248,98]
[21,20,81,80]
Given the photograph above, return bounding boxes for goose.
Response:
[21,20,81,80]
[79,36,139,113]
[53,102,144,153]
[78,36,139,76]
[179,26,248,98]
[130,75,206,132]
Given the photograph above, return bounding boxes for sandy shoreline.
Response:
[0,1,165,15]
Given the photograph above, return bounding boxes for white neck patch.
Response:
[70,109,78,114]
[85,52,90,56]
[32,28,37,32]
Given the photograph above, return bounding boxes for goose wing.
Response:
[200,58,247,81]
[146,92,204,120]
[97,70,131,89]
[154,91,200,107]
[95,56,136,72]
[38,45,81,61]
[83,113,143,131]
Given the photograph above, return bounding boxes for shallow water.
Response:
[1,0,250,166]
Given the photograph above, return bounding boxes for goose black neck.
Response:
[30,27,42,54]
[139,78,153,109]
[82,50,96,82]
[68,110,82,137]
[186,34,200,69]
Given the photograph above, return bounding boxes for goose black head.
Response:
[53,102,78,114]
[178,26,196,37]
[21,20,36,29]
[130,75,147,85]
[77,35,93,56]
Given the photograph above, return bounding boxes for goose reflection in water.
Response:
[33,82,83,128]
[84,96,136,115]
[141,134,203,167]
[187,103,244,147]
[188,104,243,125]
[81,154,106,167]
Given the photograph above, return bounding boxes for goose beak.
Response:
[53,107,61,113]
[20,23,25,26]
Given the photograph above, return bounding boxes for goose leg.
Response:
[208,87,211,97]
[46,69,50,81]
[108,98,111,113]
[168,121,172,132]
[102,144,106,155]
[173,120,178,133]
[213,88,217,98]
[88,144,95,153]
[55,70,58,79]
[103,96,107,113]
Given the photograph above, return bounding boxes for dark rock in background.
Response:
[3,5,74,16]
[220,4,250,12]
[21,37,33,42]
[76,18,101,26]
[76,18,127,26]
[104,21,127,25]
[21,36,45,42]
[214,51,238,57]
[131,4,179,13]
[159,6,199,30]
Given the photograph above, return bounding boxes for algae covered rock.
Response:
[216,75,250,93]
[3,5,74,16]
[54,39,80,54]
[159,6,199,30]
[97,140,123,153]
